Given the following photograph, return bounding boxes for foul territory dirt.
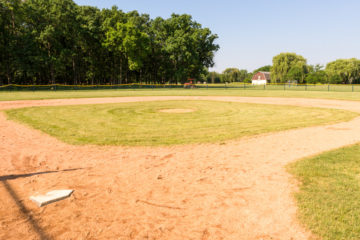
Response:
[2,96,360,240]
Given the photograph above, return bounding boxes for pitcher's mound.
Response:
[159,108,195,113]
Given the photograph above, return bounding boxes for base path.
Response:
[1,96,360,240]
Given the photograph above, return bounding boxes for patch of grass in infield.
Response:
[6,100,358,146]
[2,88,360,101]
[288,144,360,240]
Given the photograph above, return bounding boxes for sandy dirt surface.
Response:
[1,96,360,240]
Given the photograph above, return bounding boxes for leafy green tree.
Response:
[238,69,248,82]
[253,65,272,73]
[305,64,327,84]
[221,68,249,82]
[305,71,327,84]
[162,14,219,83]
[271,53,307,83]
[285,63,309,83]
[222,68,240,82]
[0,0,23,84]
[328,75,343,84]
[325,58,360,84]
[76,5,103,84]
[308,64,324,73]
[206,71,221,83]
[104,15,150,82]
[24,0,80,84]
[0,1,219,85]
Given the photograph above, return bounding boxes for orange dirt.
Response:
[1,96,360,240]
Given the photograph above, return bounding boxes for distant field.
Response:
[6,100,357,146]
[289,144,360,240]
[2,88,360,101]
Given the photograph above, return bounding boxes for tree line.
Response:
[206,65,271,84]
[271,53,360,84]
[0,0,219,85]
[208,53,360,84]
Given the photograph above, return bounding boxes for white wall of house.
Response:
[252,80,267,85]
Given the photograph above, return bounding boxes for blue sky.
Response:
[74,0,360,72]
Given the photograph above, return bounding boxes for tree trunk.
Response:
[6,73,11,85]
[50,64,55,84]
[72,58,76,85]
[119,57,123,84]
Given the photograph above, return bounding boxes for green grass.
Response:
[289,144,360,240]
[2,88,360,102]
[6,100,357,146]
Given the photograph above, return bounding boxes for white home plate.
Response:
[30,190,74,207]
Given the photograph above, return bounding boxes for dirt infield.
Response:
[1,96,360,240]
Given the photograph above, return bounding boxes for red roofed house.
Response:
[252,71,271,85]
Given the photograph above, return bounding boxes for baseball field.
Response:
[1,89,360,239]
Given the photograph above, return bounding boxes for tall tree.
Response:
[222,68,240,82]
[271,53,307,83]
[0,0,219,85]
[24,0,79,84]
[162,14,219,83]
[325,58,360,84]
[305,64,327,84]
[0,0,22,84]
[76,5,103,84]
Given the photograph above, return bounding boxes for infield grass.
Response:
[2,89,360,101]
[289,144,360,240]
[6,100,357,146]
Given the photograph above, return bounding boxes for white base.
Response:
[30,190,74,207]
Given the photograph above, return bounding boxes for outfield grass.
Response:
[2,88,360,101]
[289,144,360,240]
[6,100,357,146]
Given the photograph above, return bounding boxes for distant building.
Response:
[252,71,271,85]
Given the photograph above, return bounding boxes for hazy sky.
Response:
[74,0,360,72]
